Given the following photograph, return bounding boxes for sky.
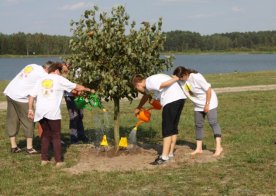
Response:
[0,0,275,36]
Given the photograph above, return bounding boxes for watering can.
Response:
[135,109,151,127]
[128,109,151,145]
[74,93,106,112]
[128,99,161,145]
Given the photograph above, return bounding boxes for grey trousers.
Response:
[194,108,221,140]
[6,96,34,138]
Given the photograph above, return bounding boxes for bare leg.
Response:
[213,137,223,157]
[162,136,172,159]
[169,134,177,156]
[26,137,33,149]
[190,140,203,155]
[10,137,17,148]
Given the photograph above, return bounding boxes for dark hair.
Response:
[42,61,54,69]
[47,62,63,74]
[173,66,198,78]
[131,74,144,86]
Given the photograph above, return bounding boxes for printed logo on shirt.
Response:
[41,79,54,95]
[184,83,194,97]
[20,65,33,78]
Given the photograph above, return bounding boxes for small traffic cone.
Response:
[119,137,128,148]
[100,135,108,146]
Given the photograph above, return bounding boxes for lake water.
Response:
[0,54,276,80]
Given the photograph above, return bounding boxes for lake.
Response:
[0,54,276,80]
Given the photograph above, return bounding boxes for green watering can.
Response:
[74,93,106,112]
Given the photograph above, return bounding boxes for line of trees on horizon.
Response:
[0,30,276,55]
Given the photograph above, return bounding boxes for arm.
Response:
[134,94,151,115]
[204,87,212,113]
[28,96,35,120]
[159,75,179,89]
[74,84,94,93]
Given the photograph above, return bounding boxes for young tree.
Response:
[64,5,173,147]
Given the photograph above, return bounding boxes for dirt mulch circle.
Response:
[63,144,223,174]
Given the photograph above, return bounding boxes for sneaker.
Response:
[150,156,168,165]
[26,148,39,154]
[11,147,22,153]
[168,153,174,160]
[78,135,89,143]
[61,140,66,146]
[70,135,79,144]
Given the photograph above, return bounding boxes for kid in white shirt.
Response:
[172,66,223,157]
[132,74,186,165]
[28,63,92,167]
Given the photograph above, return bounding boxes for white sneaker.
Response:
[168,153,174,160]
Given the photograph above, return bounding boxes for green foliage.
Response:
[165,30,276,52]
[64,5,172,145]
[65,5,172,101]
[0,32,70,55]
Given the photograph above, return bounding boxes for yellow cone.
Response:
[100,135,108,146]
[119,137,128,148]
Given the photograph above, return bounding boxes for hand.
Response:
[28,109,34,120]
[134,108,141,116]
[204,104,209,113]
[172,75,179,80]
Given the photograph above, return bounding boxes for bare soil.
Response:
[63,143,222,174]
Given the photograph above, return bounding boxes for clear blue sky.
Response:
[0,0,275,36]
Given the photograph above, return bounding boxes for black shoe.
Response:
[150,156,168,165]
[70,135,79,144]
[78,135,89,143]
[11,147,22,153]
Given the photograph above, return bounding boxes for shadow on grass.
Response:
[18,134,70,162]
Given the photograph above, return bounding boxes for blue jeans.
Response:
[64,96,85,139]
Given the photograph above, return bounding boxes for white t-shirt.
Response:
[179,73,218,111]
[145,74,186,107]
[30,74,77,122]
[4,64,47,103]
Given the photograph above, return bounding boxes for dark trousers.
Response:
[39,118,62,162]
[64,96,85,138]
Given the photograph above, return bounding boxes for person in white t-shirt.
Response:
[28,62,92,167]
[3,62,51,154]
[132,74,186,165]
[172,66,223,157]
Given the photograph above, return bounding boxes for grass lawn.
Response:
[0,71,275,195]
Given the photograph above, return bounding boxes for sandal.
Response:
[11,147,22,153]
[26,148,39,154]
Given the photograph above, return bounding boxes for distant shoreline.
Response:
[1,51,276,58]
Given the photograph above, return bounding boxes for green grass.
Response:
[0,80,9,102]
[0,73,276,195]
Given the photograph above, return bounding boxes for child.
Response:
[173,66,223,157]
[132,74,186,165]
[28,63,92,167]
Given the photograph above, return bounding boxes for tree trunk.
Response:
[113,97,120,149]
